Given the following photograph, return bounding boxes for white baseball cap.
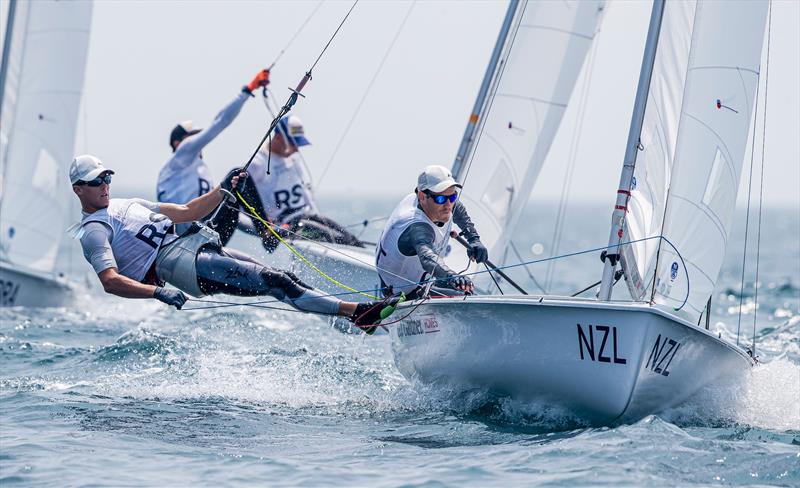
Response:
[69,154,114,185]
[417,165,461,193]
[277,115,310,146]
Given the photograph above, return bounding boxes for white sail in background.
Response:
[620,0,768,323]
[448,0,604,280]
[0,0,93,277]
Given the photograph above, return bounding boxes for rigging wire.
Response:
[261,90,316,190]
[544,27,601,292]
[751,1,772,357]
[182,234,683,313]
[268,0,324,70]
[509,241,547,293]
[316,0,417,187]
[735,81,761,345]
[310,0,358,72]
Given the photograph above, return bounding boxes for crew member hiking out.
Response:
[212,115,365,253]
[376,165,489,299]
[156,69,270,233]
[71,154,397,328]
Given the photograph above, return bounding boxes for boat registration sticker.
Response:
[398,314,440,337]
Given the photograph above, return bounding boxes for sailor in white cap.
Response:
[156,69,270,232]
[376,165,488,298]
[212,115,364,252]
[71,154,398,327]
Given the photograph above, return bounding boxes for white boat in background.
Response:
[390,0,769,424]
[0,0,93,307]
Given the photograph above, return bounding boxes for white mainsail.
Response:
[0,0,93,279]
[448,0,605,281]
[619,0,768,323]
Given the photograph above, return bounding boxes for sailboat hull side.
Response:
[0,262,75,307]
[278,241,380,301]
[389,297,750,424]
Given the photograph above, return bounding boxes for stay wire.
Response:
[510,241,547,293]
[752,2,772,357]
[545,29,601,291]
[736,76,761,345]
[268,0,324,70]
[310,0,358,72]
[317,0,417,187]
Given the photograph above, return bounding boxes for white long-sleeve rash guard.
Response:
[156,90,250,205]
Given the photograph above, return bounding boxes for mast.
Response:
[0,0,17,118]
[451,0,520,180]
[598,0,666,301]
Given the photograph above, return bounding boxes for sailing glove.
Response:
[437,274,474,292]
[246,69,271,93]
[154,287,187,310]
[467,239,489,264]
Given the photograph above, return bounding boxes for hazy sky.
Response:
[6,0,799,208]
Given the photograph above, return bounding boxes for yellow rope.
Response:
[235,191,379,299]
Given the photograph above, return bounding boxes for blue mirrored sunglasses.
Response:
[425,190,458,205]
[76,174,112,187]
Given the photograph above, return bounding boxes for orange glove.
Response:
[247,69,270,92]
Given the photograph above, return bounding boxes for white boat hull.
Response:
[389,295,752,424]
[0,262,76,308]
[230,235,381,302]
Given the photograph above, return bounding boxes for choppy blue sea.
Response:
[2,199,798,486]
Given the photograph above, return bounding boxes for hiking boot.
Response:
[351,295,405,335]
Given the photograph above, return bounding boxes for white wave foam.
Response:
[663,359,800,431]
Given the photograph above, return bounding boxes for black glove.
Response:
[436,274,474,292]
[153,287,187,310]
[467,239,489,264]
[222,168,247,192]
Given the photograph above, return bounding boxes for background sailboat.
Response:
[0,0,94,307]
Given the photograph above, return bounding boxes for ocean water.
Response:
[1,200,798,486]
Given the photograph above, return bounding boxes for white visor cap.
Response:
[417,165,461,193]
[69,154,114,185]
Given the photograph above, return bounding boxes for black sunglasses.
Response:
[425,190,458,205]
[75,174,112,187]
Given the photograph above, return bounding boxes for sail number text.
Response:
[1,278,20,306]
[577,324,627,364]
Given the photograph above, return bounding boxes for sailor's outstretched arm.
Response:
[159,173,245,223]
[97,268,157,299]
[172,90,251,165]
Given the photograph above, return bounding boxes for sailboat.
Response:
[0,0,94,307]
[388,0,769,424]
